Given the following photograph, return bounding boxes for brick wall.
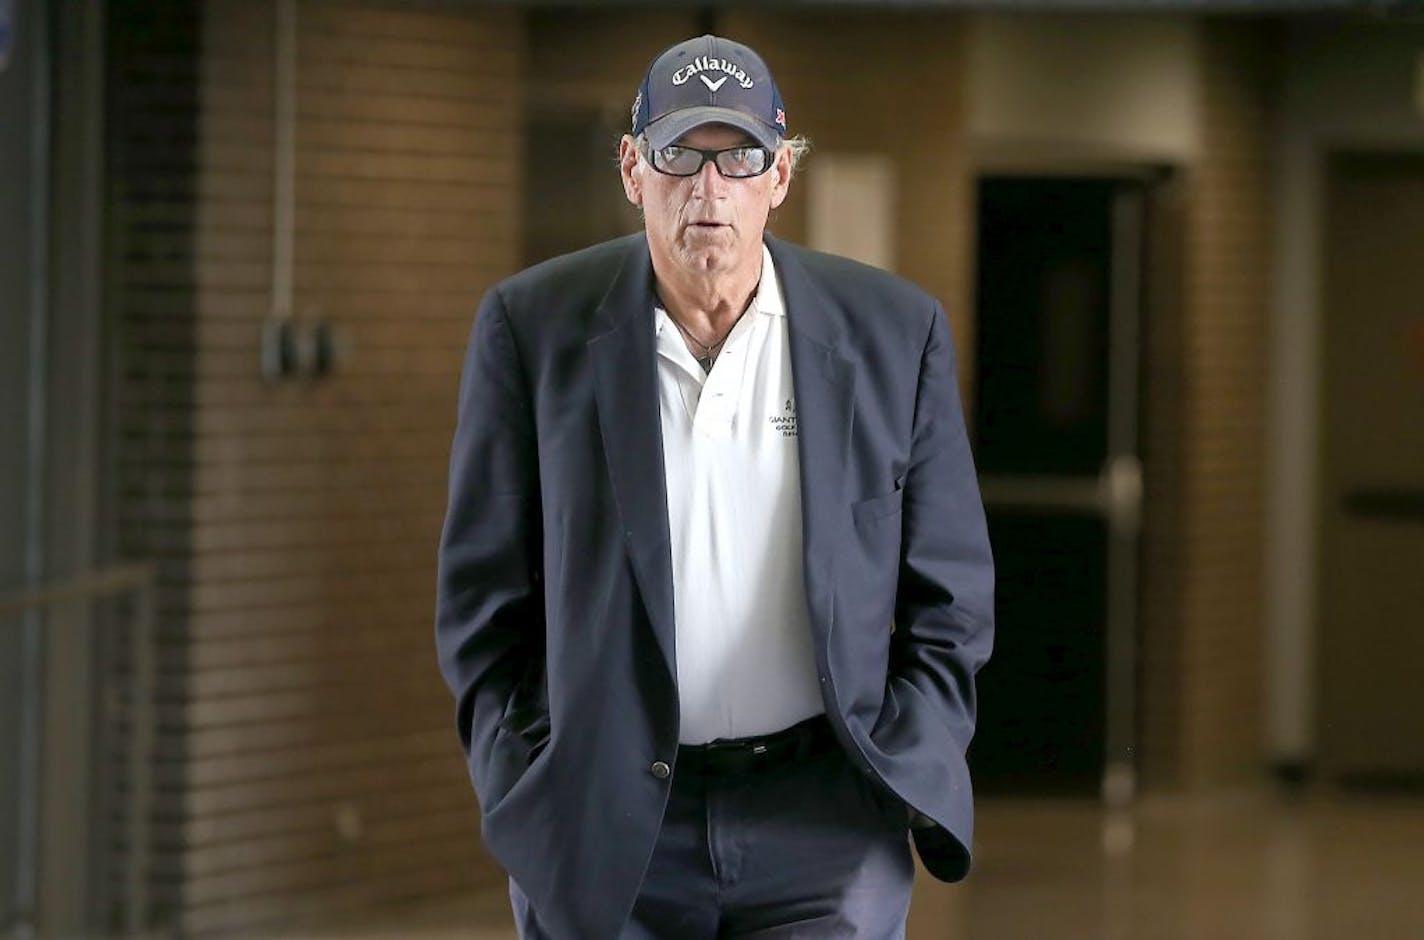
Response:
[107,1,203,925]
[108,1,521,932]
[1140,20,1275,788]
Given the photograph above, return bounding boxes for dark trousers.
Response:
[510,744,914,939]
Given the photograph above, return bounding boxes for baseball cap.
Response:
[631,35,787,152]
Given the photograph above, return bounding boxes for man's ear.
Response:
[768,145,793,210]
[618,136,642,208]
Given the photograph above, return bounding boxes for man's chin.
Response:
[676,241,741,273]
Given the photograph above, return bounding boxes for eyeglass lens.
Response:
[652,145,770,178]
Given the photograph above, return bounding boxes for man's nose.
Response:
[690,156,728,197]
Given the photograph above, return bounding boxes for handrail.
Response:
[1,562,159,937]
[0,563,154,618]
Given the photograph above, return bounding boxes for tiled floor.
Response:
[253,789,1424,940]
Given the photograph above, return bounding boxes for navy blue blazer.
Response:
[435,233,994,940]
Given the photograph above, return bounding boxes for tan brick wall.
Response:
[1138,169,1191,789]
[109,1,521,932]
[526,8,700,114]
[107,1,204,926]
[1180,20,1274,787]
[1141,20,1275,788]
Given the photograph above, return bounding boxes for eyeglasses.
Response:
[643,143,773,179]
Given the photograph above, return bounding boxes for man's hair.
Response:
[630,132,813,179]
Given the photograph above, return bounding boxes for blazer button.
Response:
[650,760,671,780]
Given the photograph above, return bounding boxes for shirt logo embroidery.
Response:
[769,398,797,438]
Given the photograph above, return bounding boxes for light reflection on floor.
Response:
[249,789,1424,940]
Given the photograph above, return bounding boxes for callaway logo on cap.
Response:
[631,34,787,152]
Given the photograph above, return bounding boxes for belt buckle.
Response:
[705,736,770,775]
[709,734,772,754]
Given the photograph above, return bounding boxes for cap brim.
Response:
[644,107,780,152]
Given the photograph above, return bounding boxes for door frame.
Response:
[2,0,111,934]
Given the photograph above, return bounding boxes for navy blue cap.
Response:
[631,35,787,152]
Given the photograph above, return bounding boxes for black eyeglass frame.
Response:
[639,141,776,179]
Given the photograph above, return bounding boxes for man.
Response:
[435,34,994,940]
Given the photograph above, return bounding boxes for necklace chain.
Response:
[667,305,752,373]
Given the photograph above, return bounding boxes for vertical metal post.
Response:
[272,0,296,316]
[16,0,53,932]
[262,0,299,381]
[1101,185,1145,808]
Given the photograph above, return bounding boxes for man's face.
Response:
[619,124,793,279]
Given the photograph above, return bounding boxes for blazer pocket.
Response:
[524,726,552,767]
[851,481,905,527]
[497,709,551,769]
[500,705,550,742]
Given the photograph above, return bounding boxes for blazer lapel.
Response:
[766,237,856,646]
[588,237,678,680]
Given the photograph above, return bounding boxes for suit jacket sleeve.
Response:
[434,286,544,807]
[894,301,995,852]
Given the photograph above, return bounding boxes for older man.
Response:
[435,34,994,940]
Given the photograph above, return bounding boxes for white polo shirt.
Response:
[655,245,825,745]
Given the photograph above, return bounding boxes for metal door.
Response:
[969,176,1145,801]
[1318,153,1424,784]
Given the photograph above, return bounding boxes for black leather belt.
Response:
[676,714,838,777]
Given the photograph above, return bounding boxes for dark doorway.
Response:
[969,176,1147,798]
